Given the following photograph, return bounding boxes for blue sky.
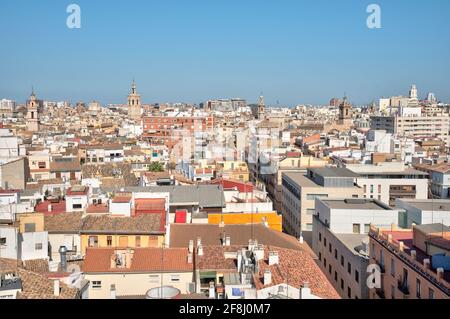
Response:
[0,0,449,106]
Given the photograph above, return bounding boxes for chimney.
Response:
[225,237,231,247]
[188,240,194,254]
[196,237,201,247]
[300,282,311,299]
[423,258,430,269]
[209,281,216,299]
[110,284,116,299]
[198,244,204,256]
[187,253,193,264]
[387,234,393,243]
[437,268,444,281]
[268,251,279,266]
[299,236,304,244]
[411,250,417,260]
[399,241,404,252]
[263,269,272,286]
[253,245,264,261]
[53,279,60,297]
[237,250,243,272]
[59,246,68,272]
[48,204,52,212]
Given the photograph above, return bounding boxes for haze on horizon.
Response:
[0,0,449,106]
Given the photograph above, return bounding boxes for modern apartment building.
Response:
[370,115,450,145]
[281,167,363,236]
[396,198,450,228]
[346,162,429,206]
[312,198,399,299]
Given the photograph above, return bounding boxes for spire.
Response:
[131,78,136,94]
[31,85,35,97]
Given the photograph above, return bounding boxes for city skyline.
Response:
[1,0,450,105]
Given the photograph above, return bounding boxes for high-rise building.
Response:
[127,79,142,122]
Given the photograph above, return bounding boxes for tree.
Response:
[148,162,164,172]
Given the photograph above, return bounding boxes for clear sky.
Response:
[0,0,449,106]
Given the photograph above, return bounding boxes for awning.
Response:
[200,271,217,279]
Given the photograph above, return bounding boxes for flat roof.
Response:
[357,168,428,176]
[283,172,319,188]
[399,199,450,212]
[334,233,369,256]
[320,198,393,211]
[414,223,450,234]
[309,167,359,178]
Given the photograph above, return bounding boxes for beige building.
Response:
[281,168,363,236]
[0,157,30,190]
[371,115,450,145]
[28,150,51,181]
[83,247,194,299]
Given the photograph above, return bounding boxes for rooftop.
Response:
[308,167,359,178]
[80,214,164,234]
[169,223,314,257]
[83,247,193,273]
[398,199,450,212]
[320,198,393,211]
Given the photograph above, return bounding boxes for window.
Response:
[306,209,315,216]
[72,204,82,209]
[348,262,352,274]
[416,279,421,299]
[334,249,338,259]
[135,236,141,248]
[25,223,36,233]
[306,223,313,231]
[370,185,374,193]
[355,270,359,283]
[347,287,352,298]
[88,236,98,247]
[328,264,332,274]
[340,279,344,290]
[92,281,102,289]
[334,271,338,282]
[364,224,371,234]
[324,258,327,268]
[171,275,180,282]
[329,243,332,253]
[107,236,112,247]
[352,224,360,234]
[378,185,381,193]
[341,256,344,267]
[319,252,322,261]
[319,232,322,242]
[0,237,6,246]
[324,237,327,247]
[391,285,395,299]
[35,243,43,250]
[429,288,435,299]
